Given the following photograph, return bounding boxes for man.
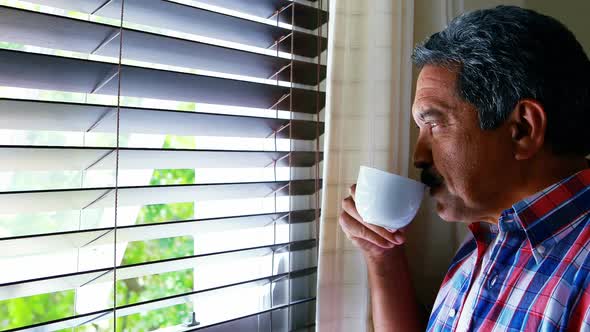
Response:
[339,5,590,331]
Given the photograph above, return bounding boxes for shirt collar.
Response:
[499,168,590,263]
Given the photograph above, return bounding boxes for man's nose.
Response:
[413,131,433,170]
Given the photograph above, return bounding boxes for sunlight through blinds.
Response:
[0,0,327,330]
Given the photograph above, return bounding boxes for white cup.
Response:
[355,166,426,229]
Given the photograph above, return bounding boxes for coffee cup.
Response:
[355,166,425,229]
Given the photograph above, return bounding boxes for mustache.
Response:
[420,168,444,188]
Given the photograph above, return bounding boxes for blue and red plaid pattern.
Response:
[427,169,590,331]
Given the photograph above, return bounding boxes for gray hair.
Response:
[412,5,590,156]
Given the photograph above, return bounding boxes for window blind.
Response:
[0,0,327,331]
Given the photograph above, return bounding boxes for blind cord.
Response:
[113,0,125,329]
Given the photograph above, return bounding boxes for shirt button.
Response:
[488,272,498,289]
[537,245,546,255]
[449,308,456,318]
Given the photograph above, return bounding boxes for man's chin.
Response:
[430,187,462,222]
[436,204,458,222]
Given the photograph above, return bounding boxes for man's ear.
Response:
[509,99,547,160]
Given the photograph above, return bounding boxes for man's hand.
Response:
[339,184,407,259]
[338,184,424,332]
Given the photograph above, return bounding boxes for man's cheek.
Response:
[439,160,470,197]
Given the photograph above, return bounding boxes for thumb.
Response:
[349,184,357,200]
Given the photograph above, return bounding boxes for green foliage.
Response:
[136,201,195,225]
[0,291,75,330]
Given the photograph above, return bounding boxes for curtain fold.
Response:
[317,0,415,331]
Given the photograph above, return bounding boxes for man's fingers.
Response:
[342,196,363,222]
[342,194,406,244]
[339,212,394,249]
[341,185,407,248]
[360,221,405,245]
[349,184,357,200]
[349,236,388,255]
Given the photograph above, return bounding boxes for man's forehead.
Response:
[413,65,460,115]
[416,65,458,94]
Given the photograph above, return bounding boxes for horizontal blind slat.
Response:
[188,0,328,30]
[0,242,316,300]
[0,6,326,85]
[7,311,112,332]
[0,50,325,113]
[0,146,323,170]
[191,297,316,332]
[0,99,324,140]
[0,209,318,257]
[26,0,327,57]
[0,179,321,213]
[9,297,316,332]
[115,269,316,319]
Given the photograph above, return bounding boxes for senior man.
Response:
[339,5,590,331]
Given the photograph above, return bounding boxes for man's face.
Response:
[412,65,517,223]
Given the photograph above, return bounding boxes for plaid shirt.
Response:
[427,169,590,331]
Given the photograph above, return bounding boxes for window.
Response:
[0,0,326,330]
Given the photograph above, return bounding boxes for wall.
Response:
[406,0,589,310]
[525,0,590,55]
[464,0,524,11]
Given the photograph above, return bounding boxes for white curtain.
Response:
[316,0,415,331]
